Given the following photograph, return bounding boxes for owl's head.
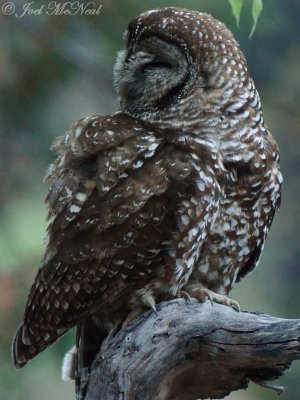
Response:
[114,7,250,124]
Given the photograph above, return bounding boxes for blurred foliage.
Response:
[0,1,299,399]
[229,0,243,28]
[228,0,263,36]
[249,0,263,38]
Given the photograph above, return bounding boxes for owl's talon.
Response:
[229,299,240,312]
[177,290,192,302]
[145,294,157,314]
[136,288,157,314]
[188,287,240,311]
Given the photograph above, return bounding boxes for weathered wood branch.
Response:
[79,299,300,400]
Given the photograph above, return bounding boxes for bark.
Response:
[78,299,300,400]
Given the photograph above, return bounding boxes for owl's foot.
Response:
[187,286,240,311]
[123,288,157,327]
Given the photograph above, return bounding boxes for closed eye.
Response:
[142,61,172,72]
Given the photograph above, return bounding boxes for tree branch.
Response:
[78,299,300,400]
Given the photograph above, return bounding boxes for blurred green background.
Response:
[0,0,299,399]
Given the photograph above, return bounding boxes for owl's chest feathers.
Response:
[182,125,280,289]
[171,121,279,251]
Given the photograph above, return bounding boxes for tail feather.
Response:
[12,324,29,368]
[12,323,66,368]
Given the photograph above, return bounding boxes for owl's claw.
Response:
[177,290,192,302]
[123,288,158,328]
[136,288,157,314]
[187,287,240,311]
[147,296,158,315]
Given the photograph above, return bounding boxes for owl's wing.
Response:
[13,113,223,368]
[13,112,168,367]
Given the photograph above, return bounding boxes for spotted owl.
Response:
[13,7,282,372]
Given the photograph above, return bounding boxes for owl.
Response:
[13,7,282,374]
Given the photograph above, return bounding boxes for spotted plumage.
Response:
[12,7,282,372]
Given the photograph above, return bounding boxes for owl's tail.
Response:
[12,324,31,368]
[12,323,65,368]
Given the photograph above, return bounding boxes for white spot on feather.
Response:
[75,192,87,202]
[133,160,143,169]
[188,228,198,241]
[114,259,125,265]
[181,214,190,226]
[70,205,81,213]
[72,283,80,293]
[75,127,82,138]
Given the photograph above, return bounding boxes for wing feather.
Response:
[14,113,223,367]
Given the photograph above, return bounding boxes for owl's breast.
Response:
[194,158,282,295]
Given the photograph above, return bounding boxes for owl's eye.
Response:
[142,60,172,72]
